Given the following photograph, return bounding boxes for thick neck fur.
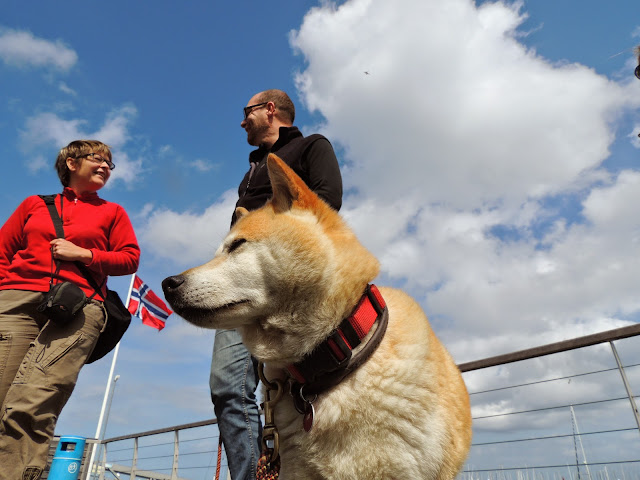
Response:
[239,202,380,366]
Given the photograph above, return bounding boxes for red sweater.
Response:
[0,189,140,301]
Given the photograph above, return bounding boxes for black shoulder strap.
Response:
[76,262,104,295]
[39,194,104,297]
[39,194,64,239]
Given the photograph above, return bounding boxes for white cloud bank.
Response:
[19,106,144,187]
[136,189,238,267]
[0,27,77,71]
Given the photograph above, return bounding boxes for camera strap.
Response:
[40,194,65,289]
[39,194,102,301]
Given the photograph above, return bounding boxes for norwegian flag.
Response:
[128,275,172,331]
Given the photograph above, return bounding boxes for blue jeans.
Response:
[210,329,262,480]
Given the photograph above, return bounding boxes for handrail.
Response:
[458,323,640,372]
[103,417,219,444]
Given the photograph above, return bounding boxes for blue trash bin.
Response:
[48,436,86,480]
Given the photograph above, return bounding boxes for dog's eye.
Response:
[227,238,247,253]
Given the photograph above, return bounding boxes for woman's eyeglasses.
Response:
[77,153,115,170]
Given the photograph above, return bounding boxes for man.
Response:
[210,89,342,480]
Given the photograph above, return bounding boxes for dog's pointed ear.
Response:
[235,207,249,220]
[267,154,318,213]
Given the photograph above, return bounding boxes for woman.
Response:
[0,140,140,479]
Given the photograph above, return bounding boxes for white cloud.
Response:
[0,27,77,71]
[105,151,144,188]
[629,124,640,147]
[26,154,48,174]
[94,105,137,148]
[190,158,221,172]
[582,170,640,229]
[136,189,238,267]
[285,0,640,361]
[159,145,173,156]
[58,82,77,96]
[294,1,636,210]
[19,106,141,187]
[21,112,86,147]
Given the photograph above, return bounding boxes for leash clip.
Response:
[259,362,284,463]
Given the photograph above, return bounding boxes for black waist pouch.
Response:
[38,282,87,325]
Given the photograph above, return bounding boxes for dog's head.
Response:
[163,154,379,363]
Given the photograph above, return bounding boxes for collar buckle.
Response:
[323,329,352,368]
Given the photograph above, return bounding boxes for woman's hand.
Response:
[50,238,93,265]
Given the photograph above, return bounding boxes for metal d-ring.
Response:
[299,384,318,405]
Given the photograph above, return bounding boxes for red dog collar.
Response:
[285,284,388,396]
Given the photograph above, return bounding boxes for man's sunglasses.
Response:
[243,102,269,121]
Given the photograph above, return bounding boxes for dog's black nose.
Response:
[162,275,185,294]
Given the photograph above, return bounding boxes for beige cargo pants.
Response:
[0,290,105,480]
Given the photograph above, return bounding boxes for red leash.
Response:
[214,430,280,479]
[215,435,222,480]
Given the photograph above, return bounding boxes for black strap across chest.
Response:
[39,194,104,297]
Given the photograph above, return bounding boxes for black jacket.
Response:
[232,126,343,225]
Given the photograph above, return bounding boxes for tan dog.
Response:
[163,155,472,480]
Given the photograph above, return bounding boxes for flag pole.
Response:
[87,273,136,479]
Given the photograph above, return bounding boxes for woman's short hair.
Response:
[257,89,296,124]
[55,140,112,187]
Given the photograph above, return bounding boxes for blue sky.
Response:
[1,0,640,464]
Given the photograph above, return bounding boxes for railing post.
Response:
[130,436,138,479]
[171,429,179,479]
[609,341,640,436]
[98,444,106,480]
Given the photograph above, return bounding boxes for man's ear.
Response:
[266,101,277,122]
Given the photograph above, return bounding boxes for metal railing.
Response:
[88,419,227,480]
[89,323,640,480]
[460,323,640,480]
